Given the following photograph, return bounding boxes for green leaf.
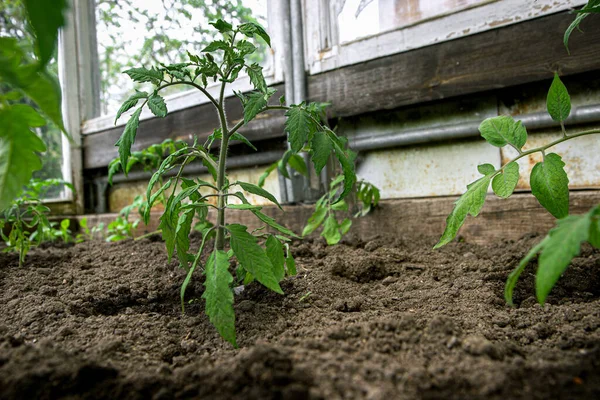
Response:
[115,90,148,124]
[231,132,257,151]
[236,40,256,56]
[145,179,172,223]
[24,0,67,66]
[227,224,283,294]
[492,162,520,198]
[0,107,47,211]
[159,196,179,261]
[246,63,267,93]
[258,162,277,188]
[310,132,333,175]
[505,236,550,306]
[243,91,267,124]
[266,235,285,281]
[285,245,297,276]
[227,204,262,210]
[148,93,168,118]
[116,107,143,173]
[252,210,300,238]
[238,182,282,209]
[435,175,491,248]
[546,73,571,123]
[181,226,213,311]
[175,209,194,270]
[530,153,569,219]
[203,250,237,347]
[328,132,356,203]
[322,214,342,245]
[589,207,600,248]
[202,40,230,53]
[477,163,495,176]
[285,106,316,153]
[288,154,308,177]
[124,67,163,85]
[10,104,46,127]
[340,218,352,235]
[239,22,271,47]
[479,116,528,150]
[302,207,327,236]
[331,199,348,211]
[536,213,592,304]
[564,9,591,53]
[209,19,233,33]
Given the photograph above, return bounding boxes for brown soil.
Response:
[0,231,599,399]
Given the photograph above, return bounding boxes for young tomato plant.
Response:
[113,20,355,346]
[435,73,600,305]
[302,176,380,245]
[0,179,73,266]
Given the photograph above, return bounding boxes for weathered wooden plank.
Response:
[76,191,600,245]
[308,11,600,117]
[82,84,286,169]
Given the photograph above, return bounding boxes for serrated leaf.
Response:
[243,91,267,124]
[530,153,569,219]
[209,19,233,33]
[203,250,237,347]
[159,196,179,261]
[124,67,163,85]
[492,162,519,198]
[435,175,491,248]
[0,107,47,211]
[202,40,230,53]
[285,106,315,153]
[115,91,148,123]
[328,132,356,203]
[302,207,327,236]
[116,107,142,173]
[537,212,592,303]
[310,131,332,175]
[148,93,168,118]
[227,224,283,294]
[477,163,495,176]
[187,51,201,64]
[479,116,527,150]
[238,182,282,209]
[546,73,571,122]
[266,235,285,282]
[252,210,300,238]
[24,0,67,67]
[322,214,342,245]
[236,40,256,56]
[231,132,256,151]
[175,208,194,270]
[239,22,271,47]
[246,63,267,93]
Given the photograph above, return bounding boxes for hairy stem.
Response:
[215,79,230,251]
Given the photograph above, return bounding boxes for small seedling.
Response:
[113,19,356,346]
[0,179,73,266]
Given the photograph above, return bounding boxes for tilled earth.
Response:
[0,232,599,399]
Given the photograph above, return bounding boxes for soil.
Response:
[0,231,599,400]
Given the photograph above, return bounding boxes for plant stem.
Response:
[134,229,162,241]
[494,128,600,177]
[215,79,231,251]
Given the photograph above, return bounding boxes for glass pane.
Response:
[95,0,270,116]
[337,0,488,44]
[0,0,67,200]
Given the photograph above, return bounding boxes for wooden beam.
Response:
[82,84,286,169]
[75,190,600,245]
[308,11,600,117]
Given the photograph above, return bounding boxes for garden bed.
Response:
[0,232,599,399]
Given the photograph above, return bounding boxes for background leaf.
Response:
[546,74,571,122]
[24,0,67,66]
[479,116,527,150]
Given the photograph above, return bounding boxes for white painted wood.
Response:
[357,140,501,199]
[306,0,587,74]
